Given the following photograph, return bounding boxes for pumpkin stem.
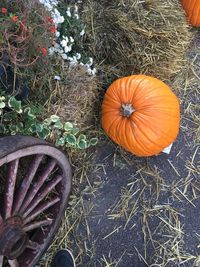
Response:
[121,104,135,117]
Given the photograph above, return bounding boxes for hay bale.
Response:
[82,0,191,81]
[47,65,98,129]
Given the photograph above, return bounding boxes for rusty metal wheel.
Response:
[0,135,72,267]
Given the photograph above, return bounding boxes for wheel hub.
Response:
[0,217,28,259]
[0,136,72,267]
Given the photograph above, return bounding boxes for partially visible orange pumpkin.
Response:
[181,0,200,26]
[101,75,180,157]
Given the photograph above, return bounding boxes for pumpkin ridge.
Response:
[103,99,121,109]
[129,119,155,155]
[132,116,167,152]
[123,77,132,102]
[132,113,177,145]
[130,76,149,104]
[128,120,149,156]
[119,118,132,151]
[115,116,127,146]
[136,103,180,112]
[107,84,121,103]
[137,108,180,119]
[106,115,122,137]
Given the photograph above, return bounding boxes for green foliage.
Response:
[0,0,54,68]
[56,3,90,64]
[0,94,98,150]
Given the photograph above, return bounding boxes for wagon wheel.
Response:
[0,135,72,267]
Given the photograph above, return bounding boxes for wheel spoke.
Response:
[4,159,19,219]
[0,256,3,267]
[23,219,53,232]
[23,196,60,224]
[8,259,19,267]
[0,135,72,267]
[26,240,40,251]
[23,174,62,218]
[0,214,3,225]
[13,155,44,214]
[19,159,57,214]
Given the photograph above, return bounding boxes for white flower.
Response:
[74,14,79,20]
[91,68,97,75]
[64,46,71,53]
[63,36,69,43]
[55,31,60,37]
[76,53,81,60]
[54,43,60,49]
[70,36,74,43]
[88,57,93,66]
[87,68,93,75]
[69,61,77,67]
[58,48,64,54]
[87,67,97,76]
[52,9,64,25]
[80,29,85,36]
[54,43,63,54]
[72,56,78,62]
[48,47,55,56]
[84,63,90,69]
[61,39,68,48]
[61,53,68,60]
[74,5,78,13]
[54,75,61,81]
[44,3,53,11]
[66,7,71,17]
[67,45,72,52]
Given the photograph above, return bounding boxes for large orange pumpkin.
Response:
[101,75,180,157]
[181,0,200,26]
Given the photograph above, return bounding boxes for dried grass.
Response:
[82,0,191,81]
[39,35,200,267]
[43,65,99,129]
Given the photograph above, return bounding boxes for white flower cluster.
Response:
[39,0,96,76]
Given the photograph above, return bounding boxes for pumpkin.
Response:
[101,75,180,157]
[181,0,200,26]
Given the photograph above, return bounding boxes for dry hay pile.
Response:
[82,0,191,81]
[44,65,99,129]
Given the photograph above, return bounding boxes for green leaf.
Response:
[56,137,65,146]
[30,104,44,115]
[65,134,76,146]
[8,97,22,113]
[71,127,79,136]
[89,138,98,146]
[24,107,36,119]
[78,134,86,140]
[0,102,5,109]
[50,115,60,123]
[3,112,16,122]
[38,127,50,139]
[0,124,6,134]
[77,139,87,149]
[64,122,73,131]
[9,125,19,134]
[31,123,43,133]
[17,122,24,132]
[54,120,63,129]
[43,118,52,126]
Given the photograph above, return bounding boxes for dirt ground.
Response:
[39,29,200,267]
[72,33,200,267]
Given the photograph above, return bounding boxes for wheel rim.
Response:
[0,136,72,267]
